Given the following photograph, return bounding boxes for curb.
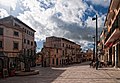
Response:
[15,70,39,76]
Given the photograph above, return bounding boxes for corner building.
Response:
[41,36,82,67]
[0,16,36,71]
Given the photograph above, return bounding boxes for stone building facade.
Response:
[99,0,120,68]
[41,36,82,67]
[0,16,36,71]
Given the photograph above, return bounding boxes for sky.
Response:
[0,0,110,52]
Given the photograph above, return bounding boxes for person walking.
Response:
[96,58,99,70]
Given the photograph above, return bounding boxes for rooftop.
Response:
[0,15,36,32]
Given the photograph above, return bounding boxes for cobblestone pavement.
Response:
[1,62,120,83]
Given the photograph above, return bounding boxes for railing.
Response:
[105,18,119,43]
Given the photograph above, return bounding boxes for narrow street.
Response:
[1,62,120,83]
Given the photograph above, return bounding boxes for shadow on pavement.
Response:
[0,67,66,83]
[30,67,66,83]
[0,61,92,83]
[66,61,91,67]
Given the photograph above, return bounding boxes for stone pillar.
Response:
[108,49,110,62]
[118,44,120,67]
[115,44,118,68]
[112,47,115,66]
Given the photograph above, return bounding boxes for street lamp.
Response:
[92,15,98,70]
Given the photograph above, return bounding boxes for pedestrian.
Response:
[89,60,93,68]
[96,58,99,70]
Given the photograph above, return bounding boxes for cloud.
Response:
[50,15,95,41]
[85,0,110,7]
[0,0,109,50]
[85,14,106,28]
[0,0,17,13]
[55,0,88,23]
[0,9,9,18]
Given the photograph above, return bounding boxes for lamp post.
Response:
[92,36,95,61]
[92,15,98,70]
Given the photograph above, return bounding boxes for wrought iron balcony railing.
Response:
[105,18,119,43]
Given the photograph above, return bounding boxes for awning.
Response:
[105,28,120,47]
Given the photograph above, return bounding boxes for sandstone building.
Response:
[41,36,82,67]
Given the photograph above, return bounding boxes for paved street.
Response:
[1,62,120,83]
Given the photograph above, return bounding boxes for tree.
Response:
[18,51,31,72]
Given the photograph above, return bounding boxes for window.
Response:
[29,31,30,35]
[52,58,54,64]
[62,50,64,55]
[25,29,26,33]
[0,28,3,35]
[56,58,58,65]
[56,49,58,53]
[27,40,30,45]
[30,32,32,36]
[27,30,29,34]
[24,39,26,44]
[32,33,34,37]
[31,41,33,46]
[0,41,3,48]
[63,43,64,47]
[14,31,19,36]
[66,44,68,47]
[32,33,33,36]
[60,60,61,65]
[69,45,70,48]
[13,42,19,49]
[54,44,56,47]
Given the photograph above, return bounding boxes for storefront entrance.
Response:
[0,56,9,78]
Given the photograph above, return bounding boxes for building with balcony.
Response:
[103,0,120,67]
[0,16,36,71]
[41,36,82,67]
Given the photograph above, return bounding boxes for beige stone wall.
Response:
[49,48,61,66]
[15,21,35,49]
[43,36,82,67]
[0,25,22,57]
[4,27,22,50]
[0,16,36,58]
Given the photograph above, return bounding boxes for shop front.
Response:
[0,56,9,78]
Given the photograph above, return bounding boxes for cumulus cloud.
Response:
[85,14,106,28]
[0,0,17,15]
[0,9,9,18]
[0,0,109,50]
[50,15,95,41]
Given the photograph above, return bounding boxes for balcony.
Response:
[105,18,119,43]
[105,17,120,47]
